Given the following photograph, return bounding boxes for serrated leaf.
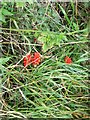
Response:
[38,33,65,52]
[55,33,65,46]
[38,36,44,43]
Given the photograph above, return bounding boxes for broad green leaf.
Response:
[38,33,65,52]
[38,36,44,43]
[55,33,66,46]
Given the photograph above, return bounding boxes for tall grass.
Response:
[0,1,89,119]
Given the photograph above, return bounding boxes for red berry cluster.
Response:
[23,52,41,67]
[23,53,72,67]
[64,56,72,64]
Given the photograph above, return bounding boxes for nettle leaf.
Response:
[38,33,65,52]
[0,57,11,65]
[38,34,46,44]
[55,34,63,46]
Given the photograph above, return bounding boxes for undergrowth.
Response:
[0,1,90,119]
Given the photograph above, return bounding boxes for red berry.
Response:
[64,56,72,64]
[23,53,32,67]
[32,52,41,66]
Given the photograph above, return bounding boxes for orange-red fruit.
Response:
[23,54,32,67]
[32,52,41,66]
[64,56,72,64]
